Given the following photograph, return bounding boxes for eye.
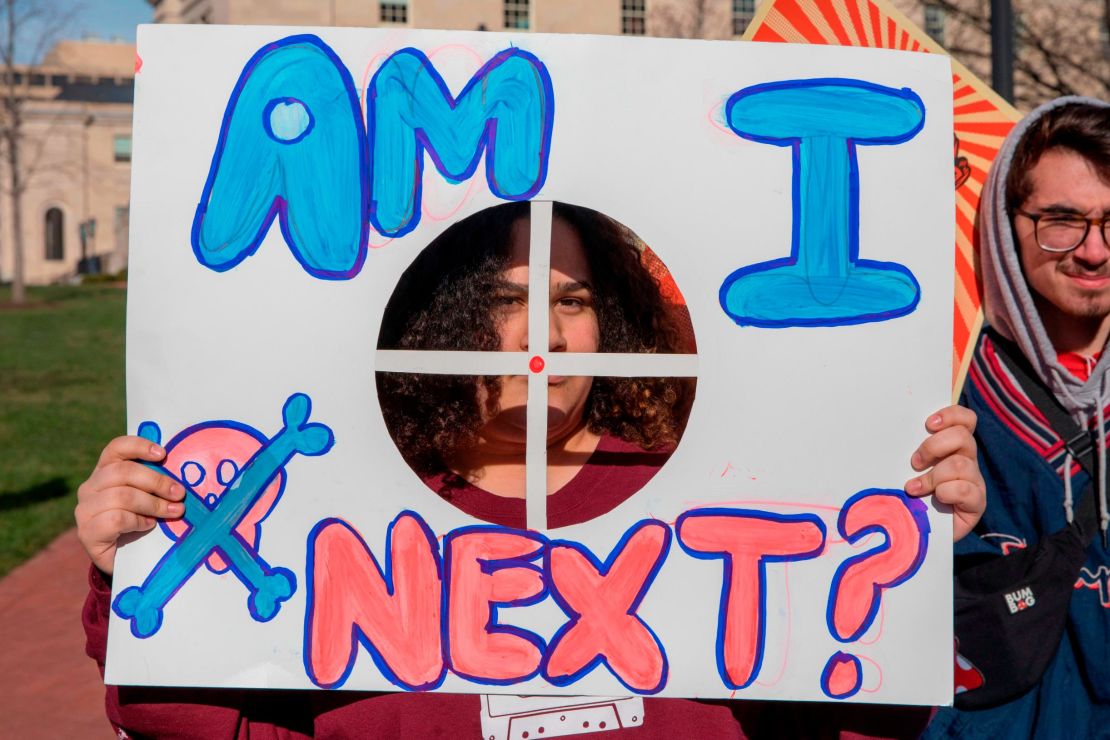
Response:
[181,461,205,487]
[1041,215,1087,228]
[217,459,239,486]
[554,290,593,314]
[492,294,526,310]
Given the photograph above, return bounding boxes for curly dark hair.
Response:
[376,201,694,476]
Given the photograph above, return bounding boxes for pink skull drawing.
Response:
[158,422,286,574]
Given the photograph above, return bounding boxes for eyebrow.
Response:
[554,280,592,293]
[493,279,593,293]
[1035,203,1109,217]
[493,280,528,294]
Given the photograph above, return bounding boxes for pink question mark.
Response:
[822,489,930,699]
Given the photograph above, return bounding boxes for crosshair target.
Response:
[375,201,698,529]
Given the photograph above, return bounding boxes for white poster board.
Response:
[110,25,955,707]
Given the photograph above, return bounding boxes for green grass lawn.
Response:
[0,283,126,577]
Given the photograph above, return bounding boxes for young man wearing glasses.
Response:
[925,97,1110,737]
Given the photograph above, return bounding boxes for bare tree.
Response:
[0,0,74,305]
[650,0,732,40]
[914,0,1110,108]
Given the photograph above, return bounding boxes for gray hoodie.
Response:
[980,95,1110,528]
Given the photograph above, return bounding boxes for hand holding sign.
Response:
[76,436,187,576]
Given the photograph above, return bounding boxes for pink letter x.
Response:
[543,520,671,693]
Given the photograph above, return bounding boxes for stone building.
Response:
[150,0,1107,108]
[11,0,1100,285]
[0,38,134,286]
[147,0,761,39]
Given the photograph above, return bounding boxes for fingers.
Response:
[84,507,160,539]
[904,460,986,542]
[78,485,185,521]
[924,405,977,436]
[907,453,983,505]
[77,437,186,575]
[96,435,167,469]
[80,460,185,505]
[906,406,986,541]
[910,425,977,472]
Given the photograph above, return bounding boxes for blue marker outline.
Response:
[541,519,672,694]
[825,488,931,643]
[303,512,446,691]
[263,96,316,145]
[115,393,333,638]
[442,525,549,686]
[719,77,925,328]
[676,508,826,690]
[366,46,555,238]
[133,422,297,632]
[216,459,239,488]
[181,460,205,488]
[820,651,864,699]
[191,34,369,280]
[154,418,288,567]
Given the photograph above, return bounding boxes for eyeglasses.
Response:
[1015,209,1110,253]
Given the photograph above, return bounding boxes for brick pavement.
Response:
[0,528,114,739]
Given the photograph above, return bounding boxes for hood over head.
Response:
[980,95,1110,418]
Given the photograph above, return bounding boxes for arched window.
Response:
[44,207,64,261]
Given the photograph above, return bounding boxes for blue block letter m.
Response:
[192,35,368,280]
[368,47,555,238]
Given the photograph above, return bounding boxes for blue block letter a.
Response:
[191,35,368,280]
[368,48,555,238]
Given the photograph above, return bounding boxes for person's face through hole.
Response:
[477,215,601,449]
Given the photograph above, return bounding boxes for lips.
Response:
[1062,271,1110,289]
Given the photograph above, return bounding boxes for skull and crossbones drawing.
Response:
[113,393,333,638]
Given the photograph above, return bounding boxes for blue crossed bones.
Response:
[113,393,334,638]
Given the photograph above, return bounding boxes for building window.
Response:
[504,0,529,30]
[44,208,64,261]
[621,0,646,35]
[380,1,408,24]
[114,134,131,163]
[924,4,946,46]
[733,0,756,35]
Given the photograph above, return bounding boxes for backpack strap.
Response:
[985,327,1102,543]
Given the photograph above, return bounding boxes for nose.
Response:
[549,308,567,352]
[1072,223,1110,267]
[519,306,568,352]
[515,309,567,353]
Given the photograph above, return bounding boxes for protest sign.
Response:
[109,24,955,706]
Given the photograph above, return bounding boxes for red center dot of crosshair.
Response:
[529,355,545,373]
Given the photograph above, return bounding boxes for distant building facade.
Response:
[0,39,134,285]
[152,0,1106,108]
[147,0,760,39]
[8,0,1096,286]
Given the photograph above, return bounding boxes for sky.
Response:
[14,0,152,62]
[74,0,153,43]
